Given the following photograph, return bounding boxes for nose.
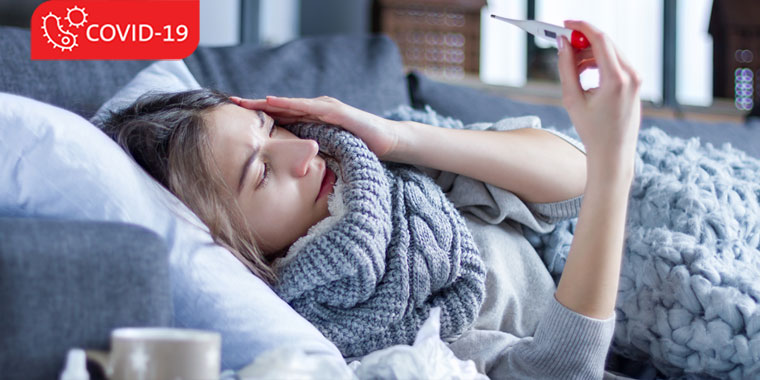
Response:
[267,137,319,177]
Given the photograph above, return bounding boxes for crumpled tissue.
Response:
[230,307,487,380]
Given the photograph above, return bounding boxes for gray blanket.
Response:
[528,126,760,379]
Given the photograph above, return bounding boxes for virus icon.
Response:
[41,12,78,52]
[65,6,88,28]
[40,5,89,53]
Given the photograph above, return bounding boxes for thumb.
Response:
[557,36,583,106]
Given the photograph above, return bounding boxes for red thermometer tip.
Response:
[570,30,590,49]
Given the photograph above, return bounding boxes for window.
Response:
[480,0,715,106]
[676,0,712,106]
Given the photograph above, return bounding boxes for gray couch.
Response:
[3,24,760,380]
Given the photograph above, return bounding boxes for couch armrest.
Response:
[0,217,172,380]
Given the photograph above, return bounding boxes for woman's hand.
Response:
[230,95,400,159]
[557,20,642,176]
[554,21,642,320]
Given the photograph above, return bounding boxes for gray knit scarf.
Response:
[270,122,487,358]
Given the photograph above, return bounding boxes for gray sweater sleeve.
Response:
[495,296,615,379]
[449,295,616,379]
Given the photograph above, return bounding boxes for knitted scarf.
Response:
[271,123,487,358]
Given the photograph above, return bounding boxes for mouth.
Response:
[316,165,336,202]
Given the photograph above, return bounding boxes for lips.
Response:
[317,166,336,202]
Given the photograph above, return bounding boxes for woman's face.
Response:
[204,103,335,257]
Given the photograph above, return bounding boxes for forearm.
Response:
[554,161,634,319]
[388,121,587,203]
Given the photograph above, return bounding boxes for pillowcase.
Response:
[0,59,343,371]
[89,59,202,127]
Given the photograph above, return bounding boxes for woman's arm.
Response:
[387,120,586,203]
[552,21,642,319]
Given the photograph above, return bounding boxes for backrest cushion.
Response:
[0,25,409,119]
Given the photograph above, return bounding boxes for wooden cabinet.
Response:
[373,0,487,77]
[709,0,760,112]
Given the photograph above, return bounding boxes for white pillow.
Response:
[89,60,202,126]
[0,60,343,370]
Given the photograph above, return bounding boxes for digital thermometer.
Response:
[491,14,590,50]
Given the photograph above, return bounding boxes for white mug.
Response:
[86,327,221,380]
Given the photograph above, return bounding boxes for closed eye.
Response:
[257,121,276,189]
[258,162,270,188]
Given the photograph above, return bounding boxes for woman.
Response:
[103,21,641,378]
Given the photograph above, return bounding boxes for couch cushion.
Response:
[0,25,410,119]
[407,70,574,129]
[184,34,411,116]
[0,217,171,380]
[0,26,152,119]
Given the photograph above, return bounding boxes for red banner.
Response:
[31,0,199,60]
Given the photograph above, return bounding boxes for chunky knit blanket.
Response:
[526,126,760,379]
[271,123,487,358]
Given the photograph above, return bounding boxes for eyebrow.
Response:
[237,111,267,194]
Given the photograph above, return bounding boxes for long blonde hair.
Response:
[100,89,277,284]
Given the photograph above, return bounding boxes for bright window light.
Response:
[676,0,713,106]
[535,0,664,103]
[480,0,527,87]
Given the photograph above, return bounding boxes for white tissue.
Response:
[350,307,487,380]
[236,307,487,380]
[236,348,355,380]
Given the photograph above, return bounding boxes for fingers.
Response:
[231,96,316,115]
[265,96,337,117]
[231,97,305,117]
[561,39,596,74]
[573,47,595,62]
[564,20,623,85]
[230,95,342,125]
[577,58,598,74]
[557,36,584,106]
[612,44,643,90]
[259,101,309,116]
[269,116,323,125]
[230,96,270,111]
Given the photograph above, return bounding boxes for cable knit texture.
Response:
[526,126,760,379]
[271,122,487,358]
